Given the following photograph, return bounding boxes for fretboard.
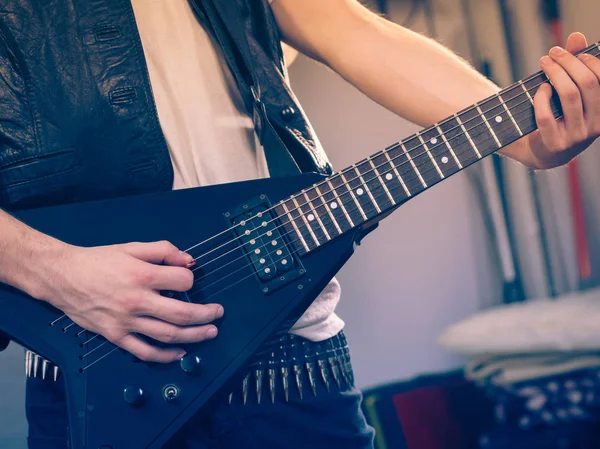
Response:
[274,42,600,255]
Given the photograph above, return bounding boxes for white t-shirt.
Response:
[130,0,344,341]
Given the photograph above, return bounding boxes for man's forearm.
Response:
[274,0,534,165]
[0,210,66,298]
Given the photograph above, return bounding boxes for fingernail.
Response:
[216,306,224,319]
[540,55,552,65]
[185,260,196,269]
[177,351,186,359]
[180,250,193,262]
[207,327,218,338]
[550,46,564,56]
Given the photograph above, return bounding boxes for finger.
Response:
[140,294,224,326]
[548,46,600,117]
[534,83,564,150]
[121,241,193,267]
[145,264,194,292]
[116,333,186,363]
[540,55,586,138]
[131,317,218,344]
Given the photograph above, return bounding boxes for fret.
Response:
[497,93,523,136]
[289,197,324,246]
[306,187,343,236]
[367,159,396,207]
[416,133,444,179]
[279,201,312,252]
[401,140,429,187]
[418,127,460,177]
[475,104,501,148]
[435,124,462,168]
[355,160,394,210]
[383,149,411,197]
[385,143,424,195]
[456,107,498,159]
[328,175,365,225]
[449,114,483,161]
[339,169,373,220]
[353,162,381,213]
[273,204,305,254]
[301,192,332,241]
[503,83,537,135]
[319,182,354,231]
[371,150,411,204]
[518,80,535,105]
[478,95,522,146]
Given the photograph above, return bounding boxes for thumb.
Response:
[566,32,588,54]
[120,241,194,267]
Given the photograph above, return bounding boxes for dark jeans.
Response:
[26,331,375,449]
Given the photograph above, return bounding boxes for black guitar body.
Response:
[0,173,364,449]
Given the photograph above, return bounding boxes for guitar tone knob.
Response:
[123,385,145,406]
[180,354,201,374]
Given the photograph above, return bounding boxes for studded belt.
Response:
[26,331,353,405]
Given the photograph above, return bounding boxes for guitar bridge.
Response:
[225,195,305,294]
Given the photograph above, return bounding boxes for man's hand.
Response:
[36,241,223,363]
[521,32,600,169]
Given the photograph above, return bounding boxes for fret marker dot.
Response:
[385,173,393,181]
[308,214,315,221]
[356,188,364,196]
[430,138,438,145]
[331,202,338,209]
[441,156,449,164]
[495,116,503,123]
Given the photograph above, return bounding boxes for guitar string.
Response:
[63,45,599,365]
[188,83,560,280]
[189,100,552,288]
[182,43,599,264]
[187,102,560,299]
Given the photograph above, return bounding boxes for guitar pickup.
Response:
[225,195,305,293]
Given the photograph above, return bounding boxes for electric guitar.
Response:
[1,42,598,449]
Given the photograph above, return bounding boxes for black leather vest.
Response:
[0,0,332,211]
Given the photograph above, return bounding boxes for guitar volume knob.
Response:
[123,385,145,406]
[180,354,201,374]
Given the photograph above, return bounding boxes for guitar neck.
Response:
[274,41,600,255]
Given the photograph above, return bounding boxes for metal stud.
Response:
[329,357,341,389]
[255,369,264,405]
[33,355,40,378]
[306,362,317,397]
[242,373,250,405]
[293,365,303,400]
[268,368,276,404]
[318,360,331,392]
[53,366,60,382]
[25,351,32,377]
[281,366,290,402]
[42,359,49,380]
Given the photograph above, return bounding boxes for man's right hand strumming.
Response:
[0,210,224,363]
